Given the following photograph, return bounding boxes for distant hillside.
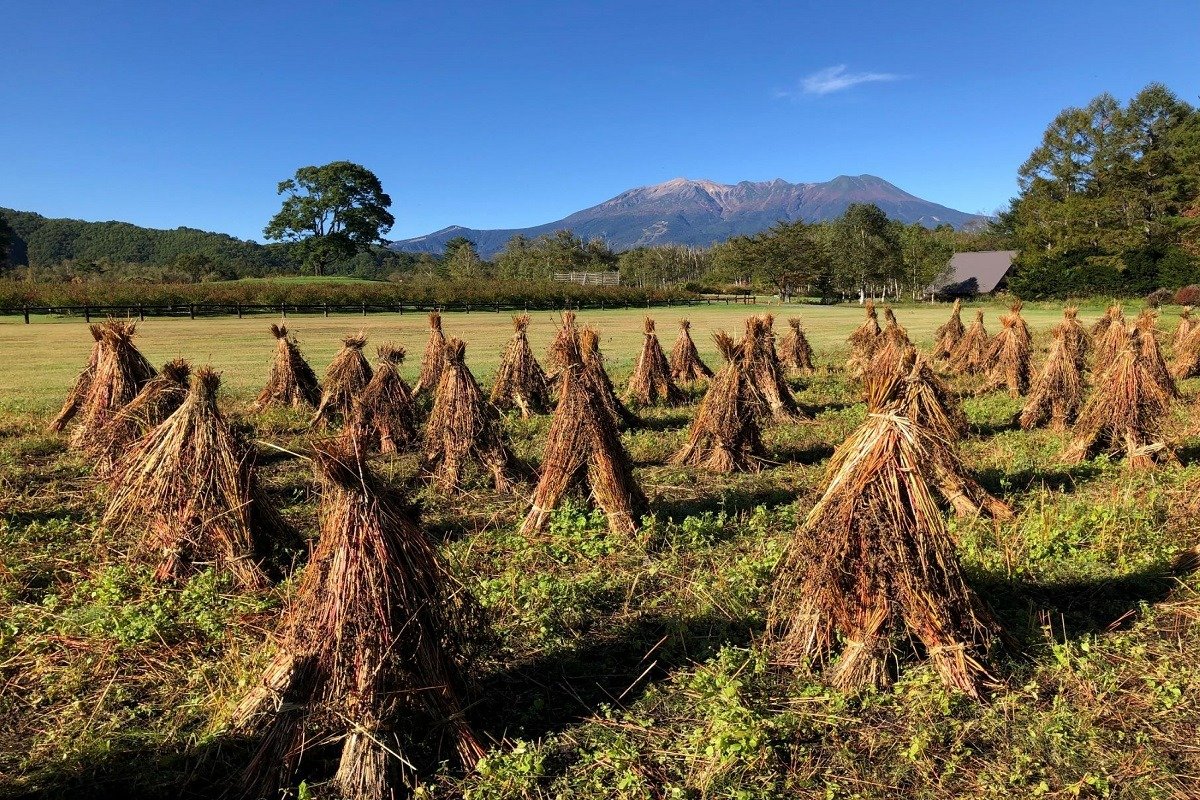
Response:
[390,174,987,257]
[0,208,288,271]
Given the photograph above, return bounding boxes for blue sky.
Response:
[3,1,1197,242]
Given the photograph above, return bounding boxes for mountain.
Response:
[390,174,986,257]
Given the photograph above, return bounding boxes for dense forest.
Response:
[2,82,1197,300]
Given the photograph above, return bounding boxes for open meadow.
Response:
[3,299,1200,799]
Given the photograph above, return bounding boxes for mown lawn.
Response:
[1,299,1199,799]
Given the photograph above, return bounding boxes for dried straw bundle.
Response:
[669,319,714,382]
[872,369,1010,519]
[1135,311,1179,399]
[414,311,447,395]
[671,331,766,473]
[233,443,484,800]
[1173,306,1195,351]
[778,318,815,374]
[882,348,969,442]
[1093,305,1129,375]
[1020,326,1084,432]
[580,326,638,429]
[421,337,515,493]
[947,310,990,375]
[931,299,965,360]
[744,315,807,422]
[1063,327,1174,468]
[254,324,321,410]
[626,317,685,406]
[346,344,418,454]
[846,300,883,377]
[1173,322,1200,379]
[49,324,103,432]
[979,308,1032,397]
[546,310,578,375]
[1060,306,1089,372]
[312,333,373,429]
[767,380,1005,698]
[1091,303,1121,338]
[103,367,287,589]
[867,308,912,385]
[521,334,647,537]
[490,314,551,417]
[90,359,191,473]
[67,319,157,449]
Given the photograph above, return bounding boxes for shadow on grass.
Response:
[769,442,835,467]
[471,611,759,745]
[975,460,1103,496]
[652,483,796,521]
[975,564,1180,644]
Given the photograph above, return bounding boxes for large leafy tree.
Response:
[830,203,902,299]
[264,161,394,275]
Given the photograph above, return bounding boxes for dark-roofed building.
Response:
[934,250,1018,297]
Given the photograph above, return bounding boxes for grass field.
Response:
[3,299,1200,799]
[0,300,1104,410]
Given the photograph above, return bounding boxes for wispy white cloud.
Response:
[778,65,905,98]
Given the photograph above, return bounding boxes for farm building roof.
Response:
[938,251,1018,294]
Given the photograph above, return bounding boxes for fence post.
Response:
[281,302,287,319]
[137,304,144,321]
[236,303,242,319]
[323,302,329,318]
[22,305,29,324]
[189,304,195,320]
[362,302,367,316]
[84,306,91,322]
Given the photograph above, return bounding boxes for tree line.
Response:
[1004,82,1200,298]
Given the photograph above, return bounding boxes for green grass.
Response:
[2,299,1200,798]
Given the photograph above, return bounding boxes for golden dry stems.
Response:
[521,331,648,537]
[345,344,418,454]
[544,310,579,394]
[846,300,882,378]
[947,310,990,376]
[1090,303,1120,338]
[490,313,551,417]
[882,348,969,442]
[414,311,446,395]
[311,332,373,428]
[671,331,767,472]
[232,441,485,799]
[1135,311,1179,399]
[1020,325,1085,432]
[1064,326,1174,469]
[1173,306,1195,351]
[871,368,1011,520]
[580,326,638,429]
[931,299,965,360]
[1093,305,1129,375]
[1173,321,1200,379]
[421,337,516,493]
[867,308,912,386]
[1060,306,1090,372]
[89,358,191,474]
[778,318,816,374]
[49,323,103,432]
[744,315,807,422]
[979,308,1032,397]
[669,318,714,382]
[254,324,321,410]
[626,316,686,406]
[103,366,289,589]
[67,319,157,448]
[767,389,1004,698]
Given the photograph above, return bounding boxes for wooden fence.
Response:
[0,294,762,323]
[551,271,621,286]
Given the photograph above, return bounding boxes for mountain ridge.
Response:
[390,174,985,257]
